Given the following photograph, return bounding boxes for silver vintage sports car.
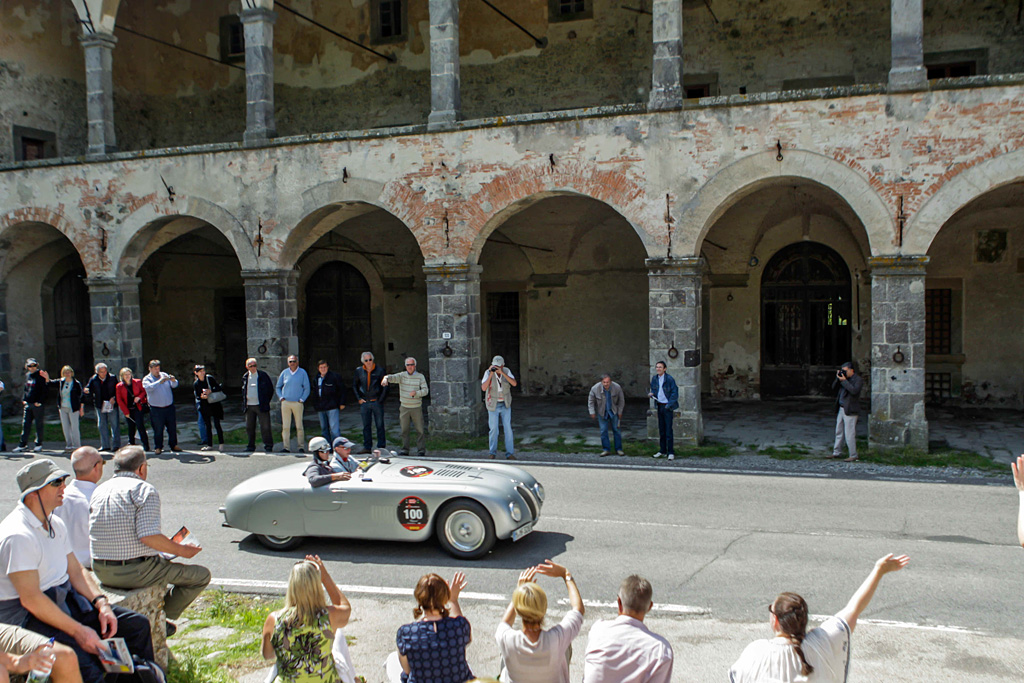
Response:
[220,453,544,560]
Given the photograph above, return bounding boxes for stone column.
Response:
[868,256,929,450]
[240,7,277,146]
[649,0,684,111]
[87,277,143,374]
[424,264,485,436]
[889,0,927,92]
[80,33,117,156]
[427,0,461,130]
[647,257,704,446]
[242,270,298,379]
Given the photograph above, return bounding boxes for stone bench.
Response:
[86,572,169,670]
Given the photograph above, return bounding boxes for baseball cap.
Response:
[333,437,356,450]
[490,355,504,366]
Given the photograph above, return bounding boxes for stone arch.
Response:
[904,148,1024,254]
[0,208,102,275]
[108,197,258,276]
[687,150,892,256]
[465,163,658,264]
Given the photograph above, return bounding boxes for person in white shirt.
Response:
[53,447,104,568]
[496,560,584,683]
[583,575,673,683]
[1012,455,1024,548]
[729,553,910,683]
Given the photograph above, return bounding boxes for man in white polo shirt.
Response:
[53,447,105,568]
[583,574,673,683]
[0,459,152,683]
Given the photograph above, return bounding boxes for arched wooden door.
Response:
[761,242,851,397]
[53,268,93,375]
[304,262,372,373]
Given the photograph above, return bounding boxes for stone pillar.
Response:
[242,270,299,379]
[868,256,929,450]
[240,7,277,146]
[427,0,460,130]
[424,264,485,436]
[889,0,927,92]
[649,0,684,111]
[80,33,117,156]
[647,257,704,446]
[87,278,143,375]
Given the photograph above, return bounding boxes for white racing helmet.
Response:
[308,436,331,454]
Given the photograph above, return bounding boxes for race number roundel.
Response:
[398,496,429,531]
[400,465,433,478]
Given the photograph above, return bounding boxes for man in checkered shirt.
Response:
[89,446,211,630]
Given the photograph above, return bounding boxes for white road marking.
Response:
[809,614,984,635]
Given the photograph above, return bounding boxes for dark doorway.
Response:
[304,262,372,373]
[486,292,521,383]
[761,242,851,397]
[52,269,93,375]
[220,295,247,381]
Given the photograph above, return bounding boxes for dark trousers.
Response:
[25,590,153,683]
[657,403,675,455]
[245,406,273,450]
[360,401,385,449]
[201,413,224,446]
[149,404,177,449]
[126,408,150,450]
[19,403,45,447]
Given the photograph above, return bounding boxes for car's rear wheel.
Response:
[256,534,304,551]
[436,500,495,560]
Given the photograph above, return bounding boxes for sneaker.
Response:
[616,450,625,456]
[32,445,42,452]
[667,453,675,460]
[165,621,177,637]
[218,444,224,452]
[13,445,27,453]
[281,448,290,453]
[599,451,611,457]
[652,452,663,458]
[200,446,211,451]
[154,448,163,455]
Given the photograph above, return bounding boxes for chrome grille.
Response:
[516,484,539,520]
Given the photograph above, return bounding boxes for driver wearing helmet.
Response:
[304,437,353,487]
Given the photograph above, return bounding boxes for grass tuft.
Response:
[759,444,811,460]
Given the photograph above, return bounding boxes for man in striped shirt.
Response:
[381,357,429,456]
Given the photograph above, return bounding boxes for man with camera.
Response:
[827,361,863,462]
[482,355,517,460]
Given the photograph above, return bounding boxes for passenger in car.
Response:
[305,437,353,488]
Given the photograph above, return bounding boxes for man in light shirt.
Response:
[583,575,673,683]
[242,358,275,453]
[53,447,104,568]
[141,360,180,455]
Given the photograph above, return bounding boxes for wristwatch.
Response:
[564,574,575,583]
[91,594,108,608]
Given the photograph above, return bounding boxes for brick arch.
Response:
[464,161,659,264]
[686,150,892,257]
[904,147,1024,254]
[0,207,104,275]
[108,197,258,276]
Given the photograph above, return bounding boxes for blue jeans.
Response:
[149,404,177,449]
[360,401,385,449]
[196,399,208,445]
[657,403,674,455]
[96,406,121,451]
[319,409,341,442]
[598,412,622,452]
[488,402,514,458]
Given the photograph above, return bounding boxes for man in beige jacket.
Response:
[381,357,429,456]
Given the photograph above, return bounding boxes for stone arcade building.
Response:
[0,0,1022,450]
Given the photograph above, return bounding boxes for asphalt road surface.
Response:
[1,449,1021,681]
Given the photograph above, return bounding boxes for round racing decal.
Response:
[399,465,433,478]
[398,496,430,531]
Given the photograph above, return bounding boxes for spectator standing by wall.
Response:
[393,572,473,683]
[14,358,48,453]
[115,368,150,451]
[193,365,225,452]
[276,355,310,453]
[826,361,863,462]
[53,446,104,569]
[242,358,275,453]
[648,362,678,460]
[353,352,388,454]
[142,360,180,455]
[588,374,625,457]
[83,363,120,452]
[482,355,517,460]
[311,360,346,443]
[49,366,84,452]
[382,357,429,457]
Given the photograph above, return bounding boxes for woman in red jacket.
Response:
[115,367,150,451]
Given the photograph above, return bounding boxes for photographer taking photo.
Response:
[826,361,863,462]
[482,355,517,460]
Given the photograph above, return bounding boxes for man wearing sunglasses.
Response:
[14,358,49,453]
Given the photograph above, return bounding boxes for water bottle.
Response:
[25,637,55,683]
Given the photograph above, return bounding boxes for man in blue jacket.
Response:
[241,357,275,453]
[275,355,310,453]
[648,361,678,460]
[311,360,346,443]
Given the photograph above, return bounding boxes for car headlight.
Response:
[533,482,545,502]
[509,502,522,522]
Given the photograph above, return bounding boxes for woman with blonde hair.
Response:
[262,555,352,683]
[496,560,584,683]
[48,365,84,451]
[392,572,472,683]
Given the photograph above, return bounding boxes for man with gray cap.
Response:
[0,459,153,683]
[381,357,429,456]
[482,355,517,460]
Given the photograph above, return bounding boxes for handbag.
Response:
[206,378,227,404]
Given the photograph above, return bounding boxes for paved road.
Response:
[1,449,1022,680]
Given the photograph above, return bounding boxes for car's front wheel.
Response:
[436,500,496,560]
[256,534,304,551]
